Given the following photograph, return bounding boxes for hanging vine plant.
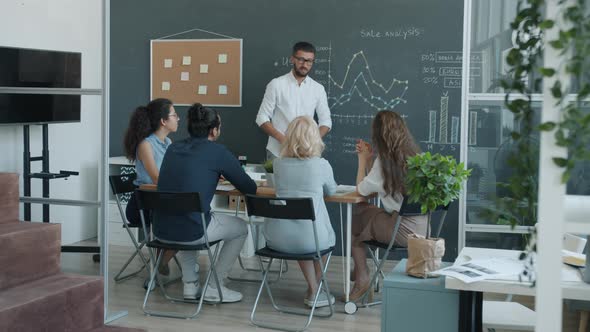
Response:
[544,0,590,181]
[485,0,545,235]
[490,0,590,282]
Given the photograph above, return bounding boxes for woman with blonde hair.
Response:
[263,116,338,308]
[348,110,427,301]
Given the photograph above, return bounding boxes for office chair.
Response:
[344,197,449,314]
[109,174,150,282]
[136,189,223,319]
[246,194,335,332]
[227,197,288,283]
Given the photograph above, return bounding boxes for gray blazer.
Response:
[263,157,337,254]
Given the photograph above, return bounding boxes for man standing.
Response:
[256,41,332,159]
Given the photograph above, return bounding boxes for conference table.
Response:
[139,183,369,303]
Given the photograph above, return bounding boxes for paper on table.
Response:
[216,184,235,191]
[335,184,357,195]
[246,172,265,181]
[434,258,524,283]
[562,249,586,267]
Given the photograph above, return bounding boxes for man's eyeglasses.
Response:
[293,56,315,65]
[168,113,179,120]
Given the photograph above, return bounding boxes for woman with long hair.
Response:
[123,98,179,281]
[264,116,338,308]
[348,110,427,301]
[123,98,178,186]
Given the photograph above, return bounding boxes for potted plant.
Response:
[404,152,471,277]
[263,159,274,187]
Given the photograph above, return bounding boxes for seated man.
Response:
[157,103,257,302]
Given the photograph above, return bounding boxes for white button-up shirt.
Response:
[256,71,331,156]
[357,157,404,214]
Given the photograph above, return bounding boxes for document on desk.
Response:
[335,184,357,195]
[434,258,524,283]
[562,249,585,267]
[216,184,236,191]
[246,171,266,181]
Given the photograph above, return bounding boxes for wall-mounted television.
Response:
[0,46,81,125]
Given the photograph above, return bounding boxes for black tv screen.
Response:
[0,46,81,125]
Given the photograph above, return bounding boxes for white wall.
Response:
[0,0,103,244]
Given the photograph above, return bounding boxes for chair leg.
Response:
[359,248,388,307]
[114,224,151,283]
[237,255,289,273]
[250,254,334,332]
[365,248,379,301]
[141,244,222,319]
[229,221,288,283]
[249,223,288,275]
[276,254,334,317]
[203,243,224,304]
[371,248,380,293]
[228,256,288,283]
[114,241,150,282]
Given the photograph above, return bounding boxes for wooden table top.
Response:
[138,183,368,204]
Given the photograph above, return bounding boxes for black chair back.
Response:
[399,196,450,238]
[399,196,450,216]
[245,195,315,221]
[135,190,204,214]
[109,173,136,195]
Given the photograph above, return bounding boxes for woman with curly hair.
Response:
[123,98,178,188]
[123,98,179,225]
[122,98,179,282]
[348,110,427,301]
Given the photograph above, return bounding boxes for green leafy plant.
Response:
[502,0,590,229]
[498,0,590,284]
[541,0,590,183]
[405,152,471,215]
[263,159,274,173]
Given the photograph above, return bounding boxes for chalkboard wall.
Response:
[111,0,465,258]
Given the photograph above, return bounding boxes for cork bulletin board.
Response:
[150,39,242,107]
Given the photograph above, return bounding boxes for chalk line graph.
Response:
[327,50,409,111]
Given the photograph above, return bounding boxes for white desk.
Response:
[446,247,590,300]
[109,156,133,166]
[445,247,590,331]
